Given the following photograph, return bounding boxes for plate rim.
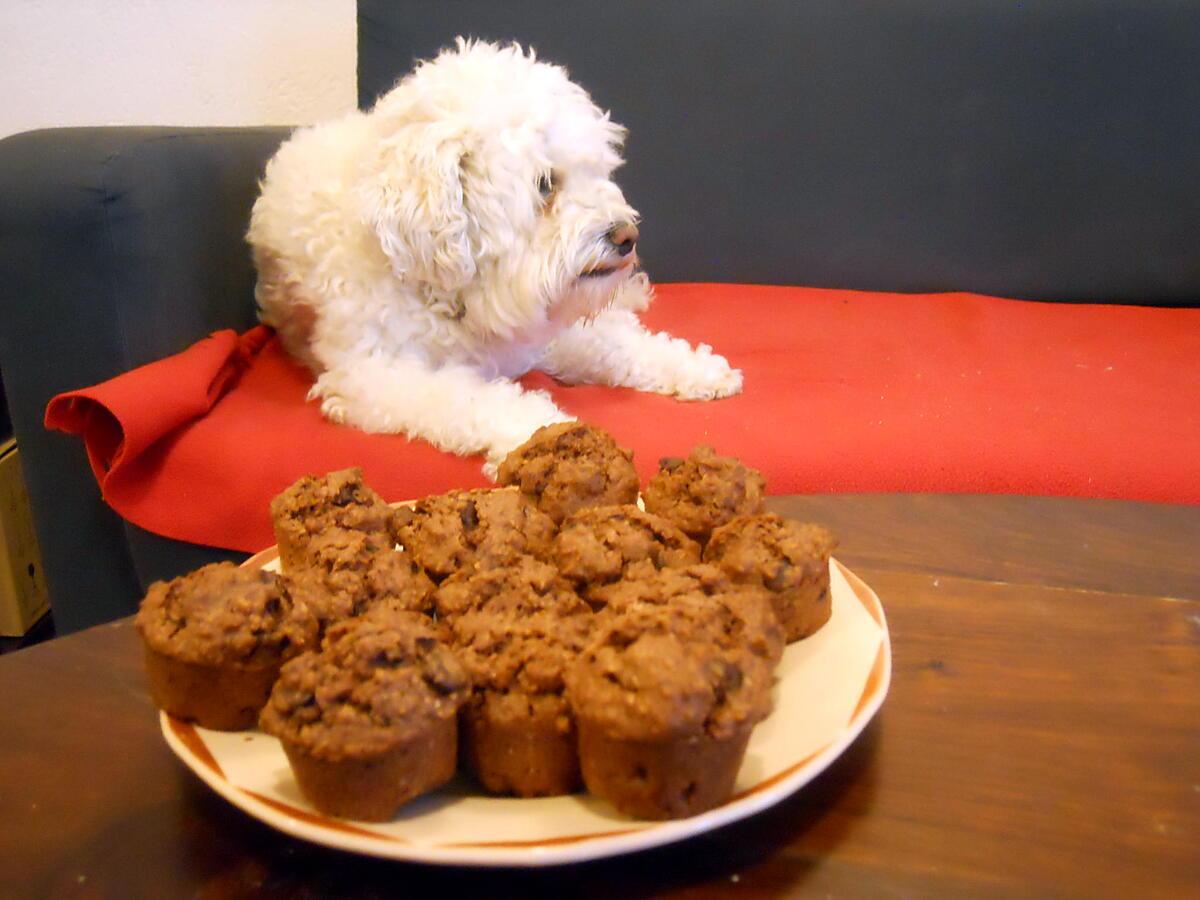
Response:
[160,559,891,867]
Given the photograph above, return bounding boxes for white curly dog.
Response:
[248,39,741,473]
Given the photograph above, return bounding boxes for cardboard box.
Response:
[0,439,50,636]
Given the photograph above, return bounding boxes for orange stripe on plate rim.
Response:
[241,790,407,842]
[168,717,226,779]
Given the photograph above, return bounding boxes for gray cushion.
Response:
[0,127,288,631]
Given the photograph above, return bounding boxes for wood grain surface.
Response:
[1,494,1196,898]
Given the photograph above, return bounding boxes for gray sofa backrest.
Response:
[0,127,289,633]
[359,0,1200,304]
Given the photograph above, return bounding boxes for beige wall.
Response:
[0,0,356,139]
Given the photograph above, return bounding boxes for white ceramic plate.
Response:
[162,556,889,867]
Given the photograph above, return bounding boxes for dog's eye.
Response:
[537,171,556,201]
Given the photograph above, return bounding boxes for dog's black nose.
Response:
[608,223,639,257]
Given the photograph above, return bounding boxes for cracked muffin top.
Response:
[551,504,701,597]
[450,583,593,729]
[259,616,470,760]
[565,596,775,743]
[642,445,766,542]
[432,554,579,624]
[393,487,557,579]
[355,602,451,645]
[589,561,784,665]
[497,422,640,524]
[136,562,317,666]
[704,514,837,595]
[280,528,434,632]
[270,468,394,569]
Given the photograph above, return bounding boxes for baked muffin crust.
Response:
[259,616,469,819]
[705,514,838,642]
[280,529,433,634]
[432,555,575,624]
[552,505,701,600]
[643,445,766,542]
[590,561,784,665]
[136,561,318,730]
[451,586,593,795]
[137,562,316,666]
[269,468,394,571]
[452,587,592,705]
[260,617,468,759]
[566,594,777,819]
[497,422,639,524]
[393,487,556,580]
[567,598,774,743]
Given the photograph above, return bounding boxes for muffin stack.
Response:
[136,423,837,822]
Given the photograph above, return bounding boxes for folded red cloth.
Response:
[45,284,1200,552]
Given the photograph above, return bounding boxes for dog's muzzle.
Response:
[609,222,639,257]
[581,222,639,278]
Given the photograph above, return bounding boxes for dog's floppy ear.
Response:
[359,124,476,295]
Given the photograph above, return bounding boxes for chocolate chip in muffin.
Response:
[460,499,480,530]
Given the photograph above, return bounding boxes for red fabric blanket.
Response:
[45,284,1200,552]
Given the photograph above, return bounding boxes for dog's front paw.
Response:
[671,350,744,401]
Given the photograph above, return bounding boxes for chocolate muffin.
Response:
[363,543,437,612]
[565,597,776,819]
[393,487,556,581]
[357,600,453,645]
[704,514,838,642]
[451,583,593,796]
[280,529,433,636]
[136,562,318,730]
[259,616,469,821]
[551,505,701,603]
[642,445,766,543]
[590,561,784,666]
[497,422,640,524]
[432,555,571,625]
[270,468,394,572]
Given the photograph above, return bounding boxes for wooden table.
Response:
[2,495,1197,898]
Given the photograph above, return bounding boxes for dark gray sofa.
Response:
[1,1,1196,635]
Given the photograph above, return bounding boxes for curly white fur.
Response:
[248,39,741,472]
